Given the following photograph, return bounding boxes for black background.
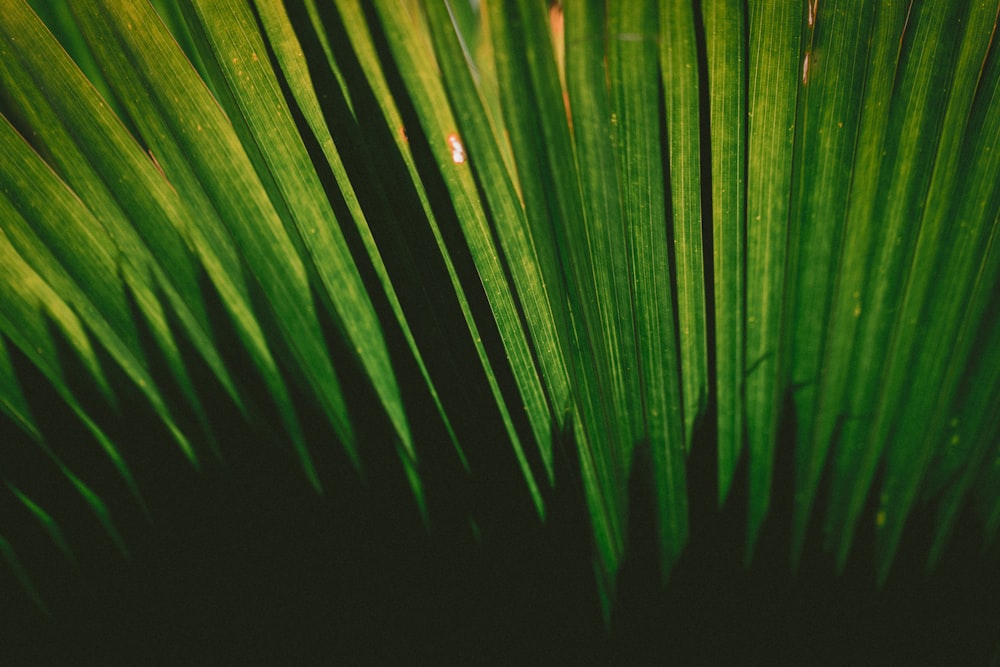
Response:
[1,362,998,665]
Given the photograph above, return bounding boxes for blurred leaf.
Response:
[824,0,980,570]
[788,0,877,565]
[7,483,76,567]
[0,335,39,442]
[804,0,908,563]
[0,534,49,615]
[874,0,1000,582]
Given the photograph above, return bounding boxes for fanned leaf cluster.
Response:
[1,0,998,615]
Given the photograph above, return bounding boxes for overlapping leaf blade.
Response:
[824,0,974,568]
[366,0,560,514]
[250,0,465,470]
[608,0,689,576]
[787,0,876,565]
[564,0,637,466]
[176,0,434,513]
[0,220,141,509]
[801,0,908,564]
[422,0,571,477]
[487,0,634,590]
[0,0,245,449]
[68,0,351,486]
[0,116,204,467]
[872,0,1000,582]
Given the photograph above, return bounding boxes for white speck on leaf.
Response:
[448,133,466,164]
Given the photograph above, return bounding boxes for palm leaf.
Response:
[1,0,998,641]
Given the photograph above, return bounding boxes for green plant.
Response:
[0,0,997,624]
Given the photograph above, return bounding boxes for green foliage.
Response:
[1,0,998,614]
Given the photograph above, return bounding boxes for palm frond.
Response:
[1,0,998,638]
